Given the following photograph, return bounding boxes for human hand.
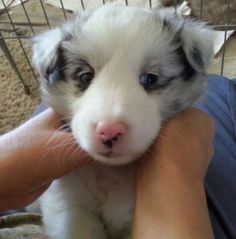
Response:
[0,109,90,211]
[145,107,215,184]
[133,108,215,239]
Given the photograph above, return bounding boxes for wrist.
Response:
[134,162,212,239]
[152,129,209,184]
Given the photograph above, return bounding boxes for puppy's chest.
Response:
[79,163,137,206]
[76,163,137,233]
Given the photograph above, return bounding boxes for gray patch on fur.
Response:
[32,5,213,119]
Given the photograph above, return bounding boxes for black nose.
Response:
[102,134,122,149]
[102,139,113,149]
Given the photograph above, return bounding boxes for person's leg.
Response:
[195,74,236,239]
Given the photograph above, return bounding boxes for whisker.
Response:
[42,129,75,160]
[45,122,71,145]
[49,140,75,151]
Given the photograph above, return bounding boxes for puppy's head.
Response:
[33,5,213,165]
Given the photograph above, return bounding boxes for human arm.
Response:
[0,109,90,211]
[132,108,215,239]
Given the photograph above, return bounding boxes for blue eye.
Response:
[140,73,159,90]
[79,72,94,85]
[75,71,94,91]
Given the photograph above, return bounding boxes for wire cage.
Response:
[0,0,236,134]
[0,0,235,93]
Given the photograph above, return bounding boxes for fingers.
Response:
[34,109,92,179]
[0,109,91,196]
[18,131,92,190]
[25,108,92,178]
[0,108,92,210]
[42,130,92,178]
[26,108,63,130]
[0,184,50,211]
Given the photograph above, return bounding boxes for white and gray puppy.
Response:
[33,5,213,239]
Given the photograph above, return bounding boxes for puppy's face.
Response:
[33,5,213,165]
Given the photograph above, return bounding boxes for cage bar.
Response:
[220,0,230,75]
[0,32,31,94]
[0,0,236,96]
[0,21,47,27]
[212,24,236,30]
[39,0,51,29]
[173,0,177,15]
[60,0,67,20]
[149,0,152,8]
[80,0,85,10]
[0,0,37,83]
[199,0,203,20]
[0,35,33,40]
[20,0,35,34]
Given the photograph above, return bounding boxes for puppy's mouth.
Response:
[98,151,122,158]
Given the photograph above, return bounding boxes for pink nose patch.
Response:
[96,121,127,148]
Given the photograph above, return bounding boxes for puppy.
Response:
[33,5,213,239]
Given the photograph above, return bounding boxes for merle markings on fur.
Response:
[32,5,213,239]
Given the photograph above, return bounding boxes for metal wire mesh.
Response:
[0,0,236,94]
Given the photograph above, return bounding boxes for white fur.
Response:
[32,5,214,239]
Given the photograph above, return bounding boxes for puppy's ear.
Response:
[32,11,92,81]
[160,12,214,74]
[32,25,72,81]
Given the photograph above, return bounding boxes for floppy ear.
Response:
[180,20,214,72]
[32,27,68,80]
[160,11,214,73]
[32,11,91,81]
